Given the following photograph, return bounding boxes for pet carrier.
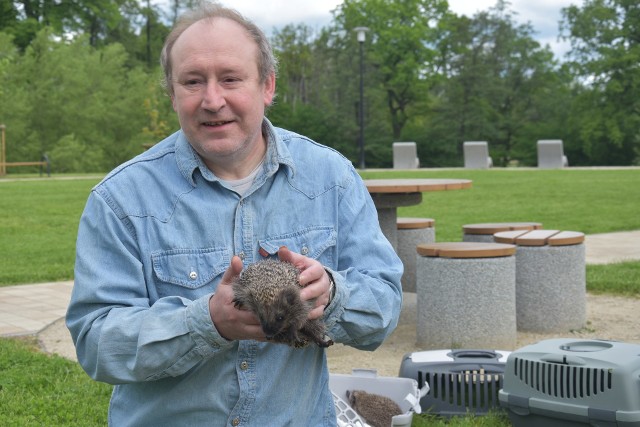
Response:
[399,349,510,416]
[499,338,640,426]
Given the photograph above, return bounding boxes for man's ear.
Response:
[263,72,276,106]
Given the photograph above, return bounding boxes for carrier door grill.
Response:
[419,369,503,412]
[513,357,613,399]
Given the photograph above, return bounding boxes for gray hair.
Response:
[160,1,278,95]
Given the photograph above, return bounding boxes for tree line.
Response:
[1,0,638,173]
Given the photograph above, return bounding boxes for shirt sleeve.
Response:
[66,191,233,385]
[322,168,404,351]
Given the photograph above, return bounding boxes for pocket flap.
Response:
[258,226,336,259]
[152,248,229,288]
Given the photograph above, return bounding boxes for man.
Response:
[66,2,402,426]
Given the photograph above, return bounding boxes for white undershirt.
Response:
[218,158,264,196]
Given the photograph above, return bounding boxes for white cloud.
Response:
[174,0,584,58]
[448,0,582,57]
[219,0,342,33]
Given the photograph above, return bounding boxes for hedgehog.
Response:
[347,390,403,427]
[231,259,334,348]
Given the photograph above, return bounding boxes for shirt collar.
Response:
[175,118,296,187]
[262,118,296,180]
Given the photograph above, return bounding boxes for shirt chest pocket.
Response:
[151,248,230,299]
[258,226,337,265]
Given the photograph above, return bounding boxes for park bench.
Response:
[392,142,419,169]
[0,159,51,177]
[0,124,50,177]
[463,141,493,169]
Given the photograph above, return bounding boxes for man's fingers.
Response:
[220,255,243,286]
[276,246,294,264]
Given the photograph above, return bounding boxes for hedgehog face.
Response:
[257,287,307,340]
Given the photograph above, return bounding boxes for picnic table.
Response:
[364,178,472,249]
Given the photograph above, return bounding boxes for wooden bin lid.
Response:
[397,217,435,229]
[494,230,585,246]
[416,242,516,258]
[462,222,543,235]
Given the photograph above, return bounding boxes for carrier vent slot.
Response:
[424,369,503,410]
[513,357,613,398]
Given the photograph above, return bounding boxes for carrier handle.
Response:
[450,349,500,359]
[540,354,586,366]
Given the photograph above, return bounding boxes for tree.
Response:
[334,0,449,140]
[269,24,369,162]
[271,24,315,108]
[0,28,168,171]
[561,0,640,165]
[426,1,563,166]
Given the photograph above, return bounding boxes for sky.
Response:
[210,0,583,59]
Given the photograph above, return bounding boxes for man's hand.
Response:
[277,246,333,320]
[209,255,265,341]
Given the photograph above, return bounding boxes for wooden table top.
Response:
[364,178,472,193]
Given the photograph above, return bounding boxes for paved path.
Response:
[0,230,638,339]
[0,281,73,336]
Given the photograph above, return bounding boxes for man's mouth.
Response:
[202,120,233,127]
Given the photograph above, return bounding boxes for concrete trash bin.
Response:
[494,230,586,333]
[416,242,517,349]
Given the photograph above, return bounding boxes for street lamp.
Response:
[354,26,369,169]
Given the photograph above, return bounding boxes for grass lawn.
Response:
[0,337,111,426]
[1,168,639,426]
[0,177,100,285]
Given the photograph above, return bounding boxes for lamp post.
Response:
[354,27,369,170]
[0,124,6,177]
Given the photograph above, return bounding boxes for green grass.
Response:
[0,337,111,426]
[586,261,640,296]
[0,177,100,285]
[413,411,511,426]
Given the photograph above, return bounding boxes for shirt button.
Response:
[238,252,245,260]
[189,271,198,280]
[232,418,240,426]
[240,361,248,370]
[301,246,309,255]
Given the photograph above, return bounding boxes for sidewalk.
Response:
[0,281,73,336]
[1,230,639,338]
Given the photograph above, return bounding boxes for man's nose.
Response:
[201,82,226,111]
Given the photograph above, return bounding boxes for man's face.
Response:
[170,18,275,171]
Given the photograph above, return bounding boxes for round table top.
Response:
[364,178,472,193]
[463,222,543,235]
[416,242,516,258]
[494,230,585,246]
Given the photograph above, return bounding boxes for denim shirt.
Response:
[66,119,403,427]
